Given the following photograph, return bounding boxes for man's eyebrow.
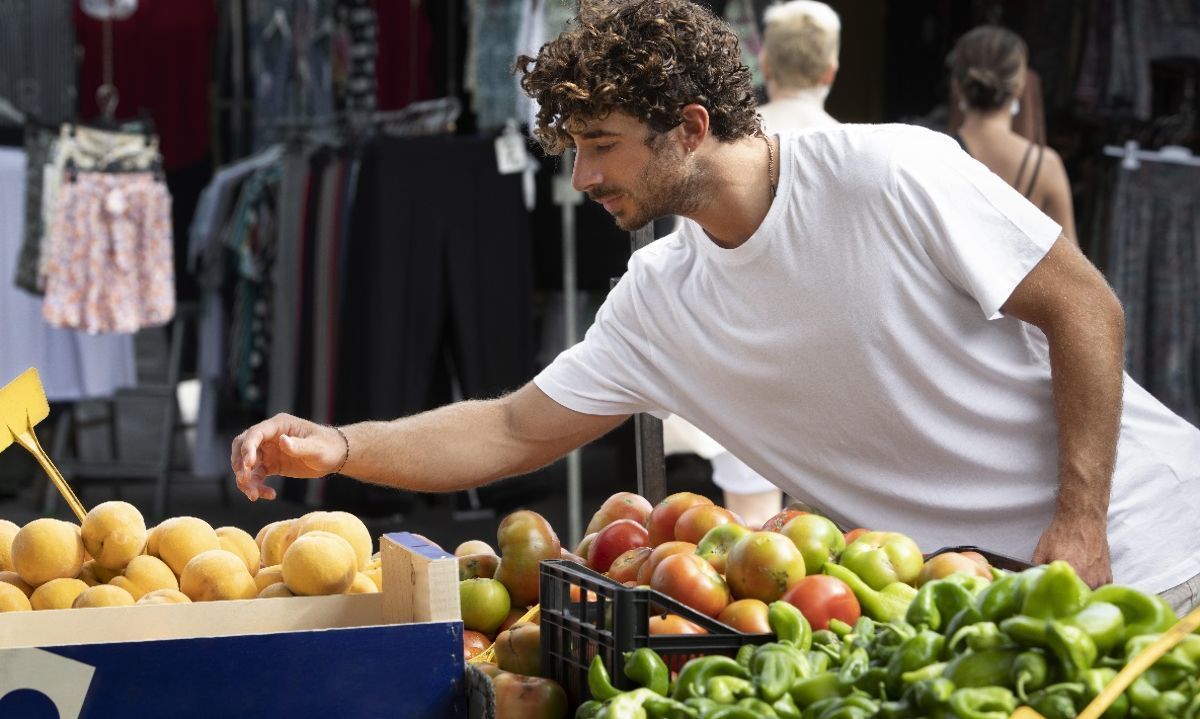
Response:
[578,129,620,139]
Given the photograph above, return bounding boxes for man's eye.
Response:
[595,143,616,153]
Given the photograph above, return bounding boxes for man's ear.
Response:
[678,104,710,151]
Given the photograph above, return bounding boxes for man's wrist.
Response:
[331,425,350,474]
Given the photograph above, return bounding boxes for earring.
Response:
[1010,99,1021,116]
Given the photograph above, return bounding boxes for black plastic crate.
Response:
[539,559,774,706]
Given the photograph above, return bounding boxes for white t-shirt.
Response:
[535,124,1200,593]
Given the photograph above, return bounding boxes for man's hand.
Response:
[231,413,348,501]
[1031,512,1112,587]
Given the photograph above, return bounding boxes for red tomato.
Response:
[760,509,807,533]
[717,599,772,634]
[649,614,708,635]
[463,630,492,660]
[843,528,869,545]
[636,541,698,586]
[588,519,650,573]
[674,505,742,545]
[607,546,652,584]
[650,553,731,618]
[647,493,714,546]
[782,575,861,630]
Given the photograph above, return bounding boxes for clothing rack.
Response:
[261,97,462,137]
[1103,140,1200,171]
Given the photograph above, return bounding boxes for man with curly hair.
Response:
[233,0,1200,607]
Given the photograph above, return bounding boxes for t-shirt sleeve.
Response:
[534,272,659,417]
[888,129,1063,320]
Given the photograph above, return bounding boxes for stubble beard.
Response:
[609,142,713,231]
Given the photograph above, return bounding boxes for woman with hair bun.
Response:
[949,26,1077,244]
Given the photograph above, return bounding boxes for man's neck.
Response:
[685,135,778,249]
[766,83,829,105]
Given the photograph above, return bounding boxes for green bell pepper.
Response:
[828,619,854,637]
[1080,667,1129,719]
[942,606,987,644]
[736,644,757,671]
[885,629,945,694]
[772,693,802,719]
[701,707,761,719]
[598,688,661,719]
[835,647,870,693]
[769,601,813,650]
[1024,683,1084,719]
[751,643,811,702]
[625,648,671,696]
[590,655,624,701]
[806,650,831,676]
[948,687,1017,719]
[823,563,914,623]
[1045,621,1098,681]
[906,677,955,716]
[949,620,1004,654]
[671,656,751,702]
[1000,614,1049,648]
[683,698,720,715]
[905,578,976,632]
[643,696,699,719]
[789,672,841,707]
[899,661,946,686]
[799,696,840,719]
[1021,561,1090,620]
[976,571,1026,623]
[942,648,1020,689]
[1010,649,1051,701]
[1125,634,1199,674]
[1128,675,1189,719]
[1060,601,1126,656]
[706,676,754,705]
[1089,584,1177,638]
[578,700,606,719]
[735,697,778,716]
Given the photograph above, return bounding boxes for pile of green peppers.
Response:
[574,561,1196,719]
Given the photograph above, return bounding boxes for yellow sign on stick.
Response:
[0,368,88,522]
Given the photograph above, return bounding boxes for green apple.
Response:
[781,514,846,574]
[838,531,924,590]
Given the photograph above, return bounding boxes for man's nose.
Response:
[572,153,600,193]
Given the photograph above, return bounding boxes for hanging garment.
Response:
[1106,160,1200,424]
[373,0,433,110]
[13,125,56,295]
[249,0,336,148]
[336,135,534,423]
[0,0,77,125]
[75,0,218,170]
[0,148,136,400]
[468,0,525,130]
[334,0,379,113]
[42,171,175,334]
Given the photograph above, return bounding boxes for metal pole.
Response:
[554,150,584,547]
[630,224,667,504]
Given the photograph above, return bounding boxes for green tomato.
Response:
[838,531,924,590]
[781,514,846,574]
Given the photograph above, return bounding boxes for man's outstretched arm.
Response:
[232,382,629,500]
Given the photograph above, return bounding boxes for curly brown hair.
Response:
[516,0,762,154]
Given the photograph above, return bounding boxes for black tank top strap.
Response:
[1022,143,1046,198]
